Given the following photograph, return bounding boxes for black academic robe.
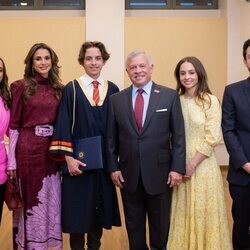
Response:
[49,80,121,233]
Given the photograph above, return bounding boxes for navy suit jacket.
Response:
[106,82,186,195]
[222,77,250,186]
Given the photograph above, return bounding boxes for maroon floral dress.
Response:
[10,74,62,250]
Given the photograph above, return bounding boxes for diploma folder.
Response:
[63,136,103,174]
[74,135,103,171]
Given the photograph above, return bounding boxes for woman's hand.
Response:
[185,162,196,178]
[185,151,207,178]
[7,169,17,179]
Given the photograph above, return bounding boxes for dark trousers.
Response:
[121,177,171,250]
[0,183,6,224]
[229,183,250,250]
[69,225,103,250]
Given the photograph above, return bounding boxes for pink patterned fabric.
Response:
[14,173,62,250]
[0,97,10,184]
[7,128,19,170]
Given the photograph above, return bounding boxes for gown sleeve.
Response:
[7,80,24,170]
[9,80,25,130]
[49,82,74,161]
[196,94,222,157]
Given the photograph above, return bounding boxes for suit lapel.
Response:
[142,83,161,133]
[124,86,139,134]
[243,77,250,107]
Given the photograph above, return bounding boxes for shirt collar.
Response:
[81,74,104,87]
[132,81,153,96]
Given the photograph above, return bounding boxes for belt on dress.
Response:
[35,125,54,137]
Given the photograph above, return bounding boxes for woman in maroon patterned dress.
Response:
[7,43,64,250]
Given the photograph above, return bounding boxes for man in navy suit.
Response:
[107,50,186,250]
[222,39,250,250]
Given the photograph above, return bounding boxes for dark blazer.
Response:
[222,77,250,186]
[107,82,186,195]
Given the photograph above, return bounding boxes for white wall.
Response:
[85,0,125,89]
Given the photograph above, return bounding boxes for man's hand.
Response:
[167,171,183,188]
[242,162,250,174]
[65,155,86,176]
[110,171,124,188]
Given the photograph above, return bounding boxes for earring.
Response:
[32,67,35,76]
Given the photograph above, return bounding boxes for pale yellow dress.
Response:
[167,94,232,250]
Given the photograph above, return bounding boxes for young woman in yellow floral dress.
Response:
[168,57,232,250]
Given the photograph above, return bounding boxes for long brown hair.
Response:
[175,56,212,108]
[23,43,63,99]
[0,57,11,109]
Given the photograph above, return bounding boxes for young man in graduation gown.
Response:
[49,41,121,250]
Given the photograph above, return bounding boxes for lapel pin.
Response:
[154,89,160,93]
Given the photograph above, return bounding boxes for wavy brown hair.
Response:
[23,43,63,100]
[0,57,11,109]
[78,41,110,65]
[175,56,212,108]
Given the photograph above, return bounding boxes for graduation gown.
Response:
[49,79,121,233]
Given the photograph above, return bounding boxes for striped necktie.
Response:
[92,80,100,105]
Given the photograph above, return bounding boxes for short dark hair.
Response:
[78,41,110,65]
[243,39,250,60]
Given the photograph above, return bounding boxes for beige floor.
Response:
[0,166,232,250]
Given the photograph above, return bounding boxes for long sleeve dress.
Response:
[9,75,62,250]
[167,94,232,250]
[0,96,10,223]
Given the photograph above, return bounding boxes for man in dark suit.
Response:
[106,50,186,250]
[222,39,250,250]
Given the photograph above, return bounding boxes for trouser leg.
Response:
[87,224,103,250]
[147,191,171,250]
[229,183,250,250]
[0,184,6,224]
[121,178,148,250]
[69,233,85,250]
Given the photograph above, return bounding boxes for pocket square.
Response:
[156,108,168,112]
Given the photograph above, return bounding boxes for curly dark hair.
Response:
[23,43,63,100]
[175,56,212,108]
[243,39,250,60]
[0,57,11,109]
[78,41,110,66]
